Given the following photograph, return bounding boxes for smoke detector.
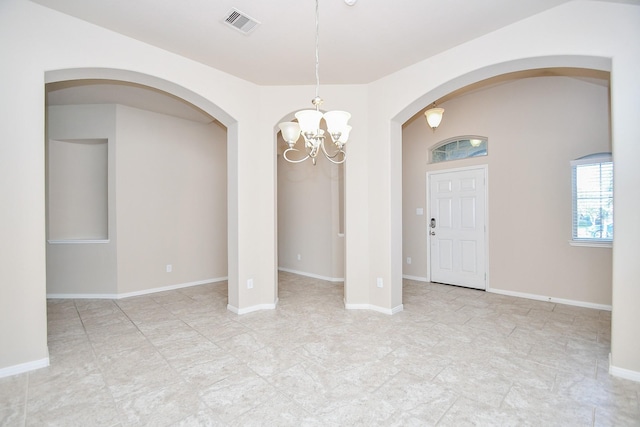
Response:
[344,0,357,5]
[223,8,260,34]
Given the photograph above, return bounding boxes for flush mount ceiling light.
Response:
[425,103,445,131]
[278,0,352,165]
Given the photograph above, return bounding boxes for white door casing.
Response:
[428,166,487,290]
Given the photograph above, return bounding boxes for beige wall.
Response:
[277,140,344,281]
[403,76,612,306]
[46,105,118,295]
[115,105,227,294]
[46,104,227,296]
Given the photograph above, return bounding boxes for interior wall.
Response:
[403,75,612,305]
[46,104,118,295]
[277,137,344,281]
[115,105,227,294]
[46,103,227,296]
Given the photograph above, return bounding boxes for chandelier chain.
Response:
[315,0,320,101]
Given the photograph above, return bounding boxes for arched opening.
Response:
[44,68,237,304]
[274,114,346,306]
[394,57,612,310]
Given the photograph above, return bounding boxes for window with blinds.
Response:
[571,153,613,244]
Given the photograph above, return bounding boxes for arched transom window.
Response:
[431,136,487,163]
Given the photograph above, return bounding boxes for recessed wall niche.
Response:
[47,138,108,241]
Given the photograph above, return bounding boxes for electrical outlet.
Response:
[407,257,412,265]
[247,278,254,289]
[166,264,172,273]
[297,254,301,261]
[376,277,383,288]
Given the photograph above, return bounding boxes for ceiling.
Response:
[37,0,613,121]
[32,0,580,86]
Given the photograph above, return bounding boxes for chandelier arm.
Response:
[283,148,311,164]
[323,150,346,165]
[320,141,346,164]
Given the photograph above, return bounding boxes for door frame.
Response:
[426,164,489,289]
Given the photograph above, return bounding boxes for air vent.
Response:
[223,8,260,34]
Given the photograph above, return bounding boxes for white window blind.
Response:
[571,154,613,243]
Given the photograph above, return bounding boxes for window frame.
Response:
[570,153,613,248]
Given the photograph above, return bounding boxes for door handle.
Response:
[430,218,436,228]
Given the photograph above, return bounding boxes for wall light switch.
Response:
[376,277,383,288]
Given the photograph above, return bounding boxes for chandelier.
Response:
[278,0,352,165]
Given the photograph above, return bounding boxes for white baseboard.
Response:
[402,275,429,282]
[609,356,640,382]
[46,277,228,300]
[278,268,344,283]
[344,301,404,315]
[487,287,612,311]
[227,302,277,315]
[0,357,49,379]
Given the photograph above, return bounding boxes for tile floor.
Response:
[1,272,639,426]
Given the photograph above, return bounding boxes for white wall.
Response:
[403,75,612,306]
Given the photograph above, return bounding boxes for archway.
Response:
[273,114,346,304]
[44,67,238,304]
[391,55,613,307]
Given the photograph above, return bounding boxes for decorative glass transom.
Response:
[431,136,487,163]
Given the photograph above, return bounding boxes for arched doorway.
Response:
[44,68,236,303]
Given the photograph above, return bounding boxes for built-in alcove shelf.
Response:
[47,239,110,244]
[47,138,109,241]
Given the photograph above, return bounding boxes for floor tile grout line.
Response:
[76,298,136,426]
[22,276,638,425]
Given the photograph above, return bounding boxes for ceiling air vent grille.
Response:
[223,9,260,34]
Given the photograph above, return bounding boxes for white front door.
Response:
[428,166,487,290]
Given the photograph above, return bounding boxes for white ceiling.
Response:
[32,0,578,85]
[38,0,614,121]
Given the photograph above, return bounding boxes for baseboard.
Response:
[487,288,612,311]
[609,355,640,382]
[227,302,277,315]
[0,356,49,379]
[344,301,404,315]
[402,275,429,282]
[278,267,344,283]
[46,277,228,300]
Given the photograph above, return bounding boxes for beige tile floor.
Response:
[1,272,639,426]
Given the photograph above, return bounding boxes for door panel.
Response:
[429,167,486,290]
